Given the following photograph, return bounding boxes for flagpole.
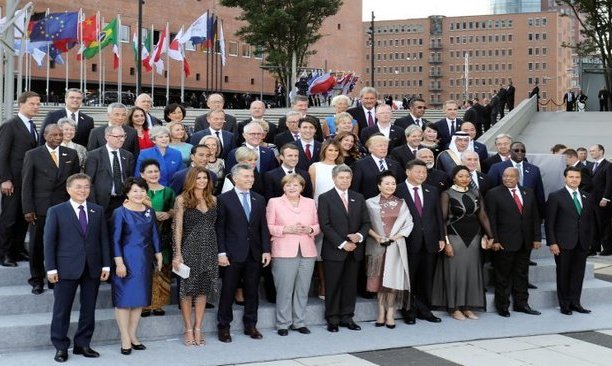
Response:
[79,10,83,91]
[117,14,122,104]
[213,14,218,93]
[180,26,185,104]
[98,14,103,105]
[45,8,50,105]
[165,22,169,105]
[15,5,31,94]
[219,20,224,94]
[151,24,155,105]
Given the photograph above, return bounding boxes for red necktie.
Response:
[512,188,523,213]
[413,187,423,216]
[305,143,312,160]
[367,111,374,127]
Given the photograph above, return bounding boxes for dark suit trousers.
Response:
[0,189,28,259]
[217,256,262,329]
[323,254,360,325]
[51,266,101,351]
[492,245,530,311]
[28,215,47,286]
[407,247,436,316]
[554,245,588,309]
[592,205,612,252]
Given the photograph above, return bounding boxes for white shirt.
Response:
[18,112,36,135]
[362,106,375,122]
[372,155,387,170]
[376,123,391,138]
[565,186,583,206]
[65,108,79,123]
[507,186,523,205]
[46,144,60,165]
[299,138,315,151]
[106,145,123,195]
[410,114,422,127]
[446,118,457,133]
[334,187,363,248]
[405,181,423,203]
[471,170,479,188]
[281,165,296,174]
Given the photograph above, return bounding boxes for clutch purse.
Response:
[172,263,190,279]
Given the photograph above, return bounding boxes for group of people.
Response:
[0,86,604,362]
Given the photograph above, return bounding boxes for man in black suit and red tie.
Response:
[546,166,594,315]
[317,164,371,332]
[394,97,428,130]
[395,159,445,324]
[44,173,111,362]
[360,104,405,151]
[0,91,41,267]
[485,167,542,317]
[40,88,95,147]
[216,164,271,343]
[346,86,378,135]
[587,144,612,255]
[291,116,322,172]
[22,124,80,294]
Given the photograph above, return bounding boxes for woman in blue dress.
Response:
[112,177,162,355]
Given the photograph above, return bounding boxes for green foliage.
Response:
[221,0,343,89]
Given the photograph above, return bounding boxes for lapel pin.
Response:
[89,209,95,213]
[61,153,67,156]
[425,188,430,193]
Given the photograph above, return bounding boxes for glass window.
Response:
[228,41,238,56]
[120,25,130,43]
[241,43,251,58]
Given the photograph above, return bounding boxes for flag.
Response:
[148,28,167,74]
[219,20,226,66]
[206,14,217,49]
[308,73,336,95]
[183,58,191,78]
[168,28,191,77]
[79,14,97,45]
[80,18,117,60]
[133,30,152,71]
[179,11,208,45]
[29,12,79,42]
[0,4,30,38]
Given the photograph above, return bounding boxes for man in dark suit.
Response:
[135,93,163,128]
[497,85,508,119]
[87,103,139,158]
[193,93,237,133]
[216,164,271,343]
[546,166,594,315]
[506,81,516,111]
[563,149,593,193]
[485,167,542,317]
[350,135,404,200]
[463,100,477,124]
[587,144,612,255]
[530,83,540,111]
[292,117,322,172]
[317,164,371,332]
[416,148,450,193]
[22,124,80,294]
[391,125,423,170]
[0,91,41,267]
[461,151,492,196]
[225,122,278,174]
[563,89,576,111]
[395,160,445,324]
[460,122,488,163]
[169,145,217,195]
[277,95,323,142]
[482,97,494,131]
[235,100,278,145]
[264,144,312,200]
[394,97,428,130]
[84,126,135,220]
[44,173,110,362]
[361,104,404,151]
[274,111,301,148]
[471,98,487,137]
[40,88,94,147]
[435,100,463,150]
[346,86,378,136]
[576,147,592,169]
[482,133,513,174]
[189,109,235,159]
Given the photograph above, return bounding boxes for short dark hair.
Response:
[377,170,396,185]
[550,144,567,154]
[405,159,427,171]
[66,173,91,187]
[64,88,83,99]
[122,177,149,195]
[163,103,186,122]
[191,144,210,155]
[576,147,587,153]
[139,158,160,173]
[563,148,578,158]
[409,97,426,109]
[564,166,582,177]
[17,91,40,104]
[292,95,309,104]
[280,143,300,155]
[423,122,438,132]
[451,165,470,180]
[298,116,318,128]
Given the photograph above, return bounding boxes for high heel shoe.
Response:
[131,343,146,350]
[194,328,205,346]
[374,322,385,327]
[120,347,132,355]
[385,323,396,329]
[183,329,195,346]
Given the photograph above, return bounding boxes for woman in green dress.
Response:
[139,158,176,317]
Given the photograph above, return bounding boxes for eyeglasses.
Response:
[109,134,127,139]
[246,132,264,136]
[415,106,426,109]
[512,148,526,153]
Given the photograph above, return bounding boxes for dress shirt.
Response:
[46,144,60,165]
[299,138,315,151]
[405,181,423,204]
[333,187,363,249]
[210,128,224,148]
[362,106,375,123]
[376,123,391,138]
[219,188,251,258]
[372,155,387,171]
[565,186,582,206]
[471,170,479,188]
[18,112,36,134]
[65,108,79,123]
[410,114,422,127]
[507,186,523,205]
[106,145,123,196]
[281,165,295,174]
[446,118,456,133]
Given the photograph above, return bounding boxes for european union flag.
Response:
[29,12,78,42]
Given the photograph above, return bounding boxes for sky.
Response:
[362,0,491,21]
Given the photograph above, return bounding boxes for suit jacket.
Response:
[274,130,298,149]
[194,112,237,134]
[347,106,376,135]
[390,144,419,170]
[87,125,140,158]
[426,168,451,194]
[189,128,235,159]
[472,103,487,126]
[266,195,320,258]
[482,153,503,174]
[216,189,271,262]
[147,113,163,127]
[473,141,489,163]
[394,114,429,130]
[589,159,612,202]
[84,146,134,208]
[350,155,405,200]
[291,140,321,172]
[463,108,477,123]
[360,124,405,151]
[263,166,312,201]
[545,188,594,251]
[435,118,463,150]
[473,171,492,197]
[235,118,278,146]
[0,116,39,187]
[21,146,80,216]
[277,114,323,142]
[395,182,445,253]
[317,188,371,261]
[41,109,95,147]
[44,201,111,279]
[485,185,541,252]
[487,159,546,215]
[225,145,279,174]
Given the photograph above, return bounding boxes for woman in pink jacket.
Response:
[266,174,320,336]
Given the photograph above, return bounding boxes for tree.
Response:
[220,0,342,94]
[556,1,612,104]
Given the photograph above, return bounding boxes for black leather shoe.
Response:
[418,314,442,323]
[73,346,100,358]
[404,316,416,324]
[1,259,17,267]
[291,326,311,334]
[498,309,511,317]
[514,305,541,315]
[386,323,396,329]
[528,283,538,289]
[15,252,29,261]
[374,322,385,327]
[120,347,132,355]
[570,304,591,314]
[327,324,339,332]
[600,250,612,256]
[131,343,146,350]
[54,349,68,362]
[529,260,537,266]
[32,284,44,295]
[218,328,232,343]
[141,310,151,317]
[560,308,573,315]
[152,309,165,316]
[277,329,288,336]
[588,250,599,256]
[339,321,361,330]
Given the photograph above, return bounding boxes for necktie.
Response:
[573,191,583,215]
[367,111,374,127]
[50,150,59,167]
[28,120,37,142]
[240,192,251,220]
[415,119,421,128]
[215,130,223,156]
[287,170,293,174]
[413,187,423,216]
[305,143,312,161]
[111,151,123,195]
[71,112,76,122]
[341,191,349,212]
[412,149,417,156]
[78,205,88,235]
[450,120,456,135]
[469,173,478,191]
[512,188,523,213]
[593,162,599,174]
[379,159,386,172]
[516,163,524,185]
[293,133,299,141]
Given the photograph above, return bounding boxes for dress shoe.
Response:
[290,326,311,334]
[588,250,599,256]
[131,343,146,350]
[374,322,385,327]
[1,259,17,267]
[600,250,612,256]
[277,329,288,336]
[141,310,151,317]
[339,321,361,330]
[218,328,232,343]
[152,309,165,316]
[73,346,100,358]
[15,252,29,261]
[120,347,132,355]
[570,304,591,314]
[404,316,416,324]
[327,324,339,332]
[418,313,442,323]
[528,283,538,289]
[244,326,263,339]
[48,282,55,290]
[529,260,537,266]
[498,309,511,317]
[385,323,396,329]
[234,300,245,306]
[560,308,573,315]
[205,302,215,309]
[54,349,68,362]
[514,305,541,315]
[31,284,44,295]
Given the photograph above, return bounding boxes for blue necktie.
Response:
[78,205,88,235]
[28,120,38,142]
[240,192,251,220]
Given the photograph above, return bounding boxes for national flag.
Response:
[133,30,152,71]
[80,18,118,60]
[29,12,79,42]
[168,28,191,77]
[218,20,226,66]
[206,14,217,49]
[53,39,77,53]
[148,28,167,74]
[79,14,97,45]
[0,4,30,38]
[179,11,208,45]
[308,73,336,95]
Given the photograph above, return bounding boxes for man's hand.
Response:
[347,233,361,243]
[492,242,505,251]
[600,199,609,207]
[444,244,454,257]
[262,253,271,267]
[1,181,14,196]
[344,242,357,252]
[24,212,37,223]
[438,240,446,252]
[100,270,110,281]
[532,241,542,250]
[549,244,560,256]
[218,255,230,267]
[47,273,59,283]
[155,253,163,271]
[115,263,127,278]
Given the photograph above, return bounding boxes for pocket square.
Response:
[65,160,73,163]
[350,199,355,202]
[61,153,68,156]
